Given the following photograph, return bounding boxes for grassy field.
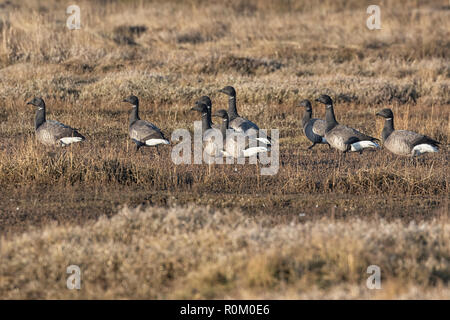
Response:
[0,0,448,299]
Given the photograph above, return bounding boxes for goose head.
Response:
[218,86,236,97]
[315,94,333,107]
[191,101,209,115]
[27,97,45,109]
[376,108,394,119]
[298,99,312,112]
[212,109,229,121]
[196,96,212,112]
[122,95,139,107]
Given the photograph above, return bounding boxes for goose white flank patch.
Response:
[59,137,84,146]
[315,94,379,153]
[255,137,271,145]
[122,95,170,153]
[350,141,380,152]
[411,144,439,156]
[376,108,440,157]
[26,97,85,147]
[242,146,270,157]
[145,139,170,146]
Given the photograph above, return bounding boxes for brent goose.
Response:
[122,95,169,152]
[212,109,269,158]
[376,108,440,156]
[218,86,271,145]
[27,97,85,147]
[315,95,380,152]
[299,99,329,149]
[190,101,225,158]
[196,96,219,130]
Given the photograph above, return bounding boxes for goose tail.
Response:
[411,144,439,156]
[350,141,380,152]
[242,146,269,157]
[145,139,170,146]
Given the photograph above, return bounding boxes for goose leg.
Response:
[155,146,161,156]
[308,143,317,150]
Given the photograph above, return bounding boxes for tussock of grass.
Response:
[0,205,448,299]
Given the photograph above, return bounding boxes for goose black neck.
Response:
[220,118,228,143]
[129,105,140,126]
[206,108,213,127]
[301,109,312,128]
[325,104,338,132]
[227,95,239,120]
[201,113,211,132]
[382,117,394,142]
[35,107,46,129]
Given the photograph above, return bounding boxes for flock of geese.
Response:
[26,86,441,158]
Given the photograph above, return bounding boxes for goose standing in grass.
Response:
[122,95,169,153]
[299,99,329,149]
[212,109,269,158]
[315,95,380,153]
[27,97,85,147]
[218,86,271,146]
[376,108,440,157]
[196,96,219,130]
[190,101,225,158]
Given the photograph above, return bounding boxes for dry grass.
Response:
[0,205,448,299]
[0,0,449,299]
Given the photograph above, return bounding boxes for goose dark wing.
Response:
[45,120,85,140]
[229,117,259,133]
[130,120,166,143]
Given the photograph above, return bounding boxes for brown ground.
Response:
[0,0,448,299]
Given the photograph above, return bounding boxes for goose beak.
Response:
[314,98,320,102]
[217,89,225,94]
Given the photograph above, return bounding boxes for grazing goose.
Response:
[122,95,169,152]
[299,99,329,149]
[212,109,269,158]
[218,86,271,146]
[196,96,220,130]
[190,102,225,158]
[315,95,380,153]
[27,97,85,147]
[376,108,440,156]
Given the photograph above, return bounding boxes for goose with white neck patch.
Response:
[315,95,380,153]
[195,95,220,130]
[212,109,269,158]
[123,95,169,152]
[190,101,225,158]
[27,97,85,147]
[218,86,271,146]
[376,108,440,157]
[299,99,329,150]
